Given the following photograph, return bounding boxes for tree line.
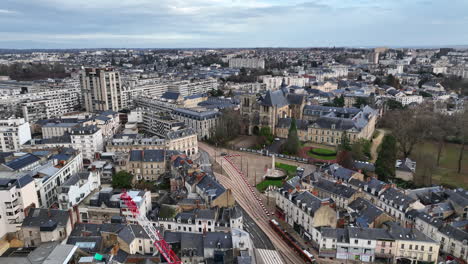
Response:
[0,62,69,80]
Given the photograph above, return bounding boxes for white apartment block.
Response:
[21,87,81,123]
[34,151,83,208]
[167,79,218,97]
[394,94,423,106]
[229,58,265,69]
[262,76,308,90]
[70,125,104,161]
[0,175,39,237]
[80,67,123,112]
[0,118,32,152]
[58,170,101,210]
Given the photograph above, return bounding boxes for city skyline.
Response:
[1,0,468,49]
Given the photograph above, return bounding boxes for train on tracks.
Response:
[269,219,316,263]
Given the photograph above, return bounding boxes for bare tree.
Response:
[384,104,433,158]
[429,113,455,166]
[454,111,468,174]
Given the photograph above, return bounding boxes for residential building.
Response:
[80,67,123,112]
[0,242,77,264]
[172,108,220,140]
[58,170,101,210]
[126,149,166,181]
[32,149,83,208]
[70,125,104,161]
[384,222,440,264]
[0,117,32,152]
[275,188,337,242]
[21,208,74,247]
[21,87,81,123]
[0,175,39,238]
[229,58,265,69]
[78,188,152,224]
[313,179,362,209]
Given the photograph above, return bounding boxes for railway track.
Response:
[199,144,306,264]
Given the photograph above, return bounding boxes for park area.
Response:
[411,141,468,189]
[298,146,337,162]
[256,162,297,192]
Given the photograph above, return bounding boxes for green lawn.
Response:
[411,142,468,189]
[310,148,336,155]
[307,148,337,160]
[275,162,297,176]
[256,163,297,192]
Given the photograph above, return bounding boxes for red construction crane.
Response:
[120,191,181,264]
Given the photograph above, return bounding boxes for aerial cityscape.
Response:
[0,1,467,264]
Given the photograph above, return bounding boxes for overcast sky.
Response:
[1,0,467,49]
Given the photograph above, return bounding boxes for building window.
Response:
[401,244,404,249]
[368,240,371,245]
[355,239,358,244]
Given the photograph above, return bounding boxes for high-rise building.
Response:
[80,68,123,112]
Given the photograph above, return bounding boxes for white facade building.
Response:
[58,170,101,210]
[0,118,32,152]
[229,58,265,69]
[0,175,39,238]
[70,126,104,161]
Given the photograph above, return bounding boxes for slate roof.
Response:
[414,211,444,229]
[129,149,165,162]
[203,232,233,249]
[166,128,197,140]
[354,161,375,172]
[446,189,468,208]
[291,191,326,216]
[380,188,416,211]
[181,233,204,256]
[22,208,69,228]
[315,179,357,199]
[70,125,100,135]
[365,178,386,193]
[260,90,289,107]
[4,154,40,171]
[118,225,150,245]
[162,91,181,100]
[311,117,357,131]
[196,175,226,200]
[276,118,309,130]
[348,198,384,226]
[348,227,393,240]
[384,222,436,243]
[329,164,356,182]
[303,105,360,117]
[439,225,468,242]
[286,93,305,105]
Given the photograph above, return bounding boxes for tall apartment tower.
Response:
[80,68,123,112]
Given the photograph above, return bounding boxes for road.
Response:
[370,129,386,163]
[200,142,308,264]
[239,206,275,250]
[195,149,213,174]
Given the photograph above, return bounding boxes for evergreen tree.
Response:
[338,131,352,152]
[284,119,300,155]
[112,171,134,189]
[332,95,345,107]
[375,135,397,181]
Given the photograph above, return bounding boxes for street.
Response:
[199,142,308,264]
